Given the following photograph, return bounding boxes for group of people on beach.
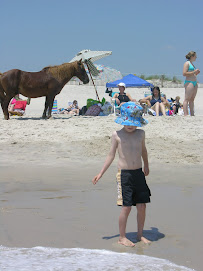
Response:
[8,51,199,119]
[112,51,199,117]
[113,83,183,117]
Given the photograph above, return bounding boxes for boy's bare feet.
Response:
[118,237,135,247]
[137,236,151,244]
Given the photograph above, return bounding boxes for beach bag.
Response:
[86,98,106,109]
[101,102,113,115]
[85,104,101,116]
[86,99,100,109]
[79,106,87,115]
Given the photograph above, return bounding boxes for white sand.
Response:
[22,85,203,116]
[0,86,202,166]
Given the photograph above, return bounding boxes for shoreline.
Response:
[0,162,202,271]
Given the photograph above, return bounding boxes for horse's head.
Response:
[75,60,89,84]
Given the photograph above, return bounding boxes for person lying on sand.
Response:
[8,95,30,116]
[92,102,151,247]
[59,100,80,116]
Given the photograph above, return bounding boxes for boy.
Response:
[92,102,151,247]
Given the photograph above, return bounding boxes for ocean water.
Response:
[0,246,195,271]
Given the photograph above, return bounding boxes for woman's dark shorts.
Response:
[116,168,151,206]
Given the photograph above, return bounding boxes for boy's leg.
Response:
[118,206,135,247]
[136,203,151,244]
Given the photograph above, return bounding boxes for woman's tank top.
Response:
[118,93,130,103]
[150,96,162,106]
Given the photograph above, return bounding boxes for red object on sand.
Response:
[14,101,27,111]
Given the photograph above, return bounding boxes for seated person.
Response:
[139,87,167,116]
[60,100,80,115]
[8,95,30,116]
[162,94,171,109]
[171,96,182,114]
[112,82,136,106]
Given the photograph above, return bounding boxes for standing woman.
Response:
[183,51,200,116]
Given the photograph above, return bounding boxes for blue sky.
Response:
[1,0,203,82]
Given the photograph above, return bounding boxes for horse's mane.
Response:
[42,62,75,81]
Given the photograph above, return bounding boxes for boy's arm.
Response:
[92,131,118,184]
[141,131,149,176]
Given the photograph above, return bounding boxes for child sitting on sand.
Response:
[92,102,151,247]
[171,96,182,115]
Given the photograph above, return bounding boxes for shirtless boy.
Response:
[92,102,151,247]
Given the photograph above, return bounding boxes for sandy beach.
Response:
[0,85,203,270]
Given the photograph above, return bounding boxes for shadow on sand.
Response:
[103,227,165,243]
[14,115,73,121]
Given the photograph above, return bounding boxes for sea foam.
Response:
[0,246,195,271]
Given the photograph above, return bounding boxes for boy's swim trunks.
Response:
[116,168,151,206]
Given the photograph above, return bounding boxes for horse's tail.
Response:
[0,73,4,101]
[0,82,5,102]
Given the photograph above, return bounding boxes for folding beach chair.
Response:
[52,100,58,114]
[141,90,152,115]
[144,90,152,98]
[110,91,120,116]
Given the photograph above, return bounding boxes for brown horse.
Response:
[0,60,89,119]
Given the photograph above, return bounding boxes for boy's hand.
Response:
[143,166,149,176]
[92,173,102,185]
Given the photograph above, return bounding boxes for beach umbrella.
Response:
[69,50,112,101]
[70,49,112,64]
[85,64,122,83]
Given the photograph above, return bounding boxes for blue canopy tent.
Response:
[106,74,153,88]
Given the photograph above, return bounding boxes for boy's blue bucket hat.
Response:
[115,102,148,127]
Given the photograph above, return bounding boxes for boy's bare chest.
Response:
[118,134,142,151]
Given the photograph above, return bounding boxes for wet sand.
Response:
[0,160,202,271]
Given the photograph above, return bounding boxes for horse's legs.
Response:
[42,96,49,119]
[47,95,56,119]
[1,101,5,116]
[0,84,6,115]
[2,95,13,120]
